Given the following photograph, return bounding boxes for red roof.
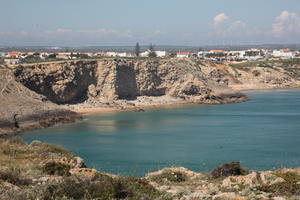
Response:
[177,52,189,55]
[212,50,224,53]
[282,49,290,53]
[8,51,22,56]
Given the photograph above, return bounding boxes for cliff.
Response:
[1,58,300,135]
[0,67,81,136]
[13,58,248,106]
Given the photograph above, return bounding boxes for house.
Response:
[177,52,189,58]
[7,51,22,58]
[205,50,227,60]
[243,49,263,60]
[4,58,21,65]
[273,49,295,59]
[117,52,131,57]
[0,52,5,57]
[140,51,150,57]
[57,53,71,59]
[197,51,205,58]
[106,52,118,57]
[155,51,167,57]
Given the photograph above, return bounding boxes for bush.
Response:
[42,162,71,176]
[7,137,27,145]
[116,177,166,199]
[211,161,249,179]
[36,143,74,158]
[150,169,187,183]
[252,70,261,76]
[258,171,300,196]
[0,168,31,186]
[36,174,167,200]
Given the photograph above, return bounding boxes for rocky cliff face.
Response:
[3,58,299,134]
[199,60,300,90]
[14,61,98,104]
[0,67,80,135]
[13,58,248,106]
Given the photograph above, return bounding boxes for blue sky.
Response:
[1,0,300,46]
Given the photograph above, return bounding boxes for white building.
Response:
[272,49,295,59]
[106,52,118,57]
[155,51,167,57]
[197,51,205,58]
[177,52,189,58]
[140,51,149,57]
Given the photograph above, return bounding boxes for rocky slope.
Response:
[13,59,248,108]
[199,59,300,91]
[0,67,81,136]
[1,137,299,200]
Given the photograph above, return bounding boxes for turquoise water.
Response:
[22,89,300,176]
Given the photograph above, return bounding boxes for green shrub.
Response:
[0,168,31,186]
[150,170,187,183]
[7,137,27,145]
[211,162,249,179]
[115,177,165,199]
[36,143,74,158]
[42,162,71,176]
[258,171,300,197]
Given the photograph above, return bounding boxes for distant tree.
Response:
[47,53,57,59]
[148,43,157,58]
[134,42,140,57]
[79,53,89,59]
[169,52,177,58]
[33,52,40,56]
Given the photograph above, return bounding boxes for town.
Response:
[1,46,300,65]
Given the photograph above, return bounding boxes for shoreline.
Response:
[72,86,300,116]
[1,86,299,136]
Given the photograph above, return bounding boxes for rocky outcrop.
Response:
[14,61,98,104]
[0,67,81,136]
[13,59,249,107]
[146,167,300,199]
[199,60,300,90]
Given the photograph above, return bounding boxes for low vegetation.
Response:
[1,137,300,199]
[149,169,188,184]
[0,137,170,200]
[258,171,300,197]
[230,58,300,72]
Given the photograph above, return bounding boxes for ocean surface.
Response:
[22,89,300,176]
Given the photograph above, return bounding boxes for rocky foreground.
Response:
[1,58,300,135]
[1,137,299,200]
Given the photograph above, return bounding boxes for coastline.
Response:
[72,86,300,116]
[1,86,299,136]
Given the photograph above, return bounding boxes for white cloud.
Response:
[276,10,297,22]
[271,10,300,36]
[214,13,229,25]
[213,13,247,39]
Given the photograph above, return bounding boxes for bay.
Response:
[22,89,300,176]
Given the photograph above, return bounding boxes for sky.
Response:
[1,0,300,46]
